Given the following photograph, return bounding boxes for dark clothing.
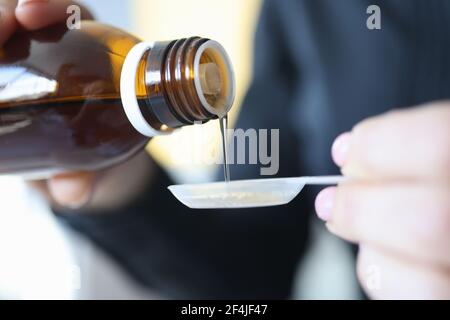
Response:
[58,0,450,298]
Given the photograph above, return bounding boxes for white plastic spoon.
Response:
[168,175,345,209]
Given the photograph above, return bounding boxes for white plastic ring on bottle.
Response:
[120,41,167,137]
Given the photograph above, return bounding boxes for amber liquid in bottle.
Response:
[0,21,235,176]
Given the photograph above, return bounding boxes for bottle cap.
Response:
[120,41,169,137]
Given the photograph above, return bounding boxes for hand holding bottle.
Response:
[0,0,155,210]
[1,0,235,210]
[315,102,450,299]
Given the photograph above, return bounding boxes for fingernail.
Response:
[315,187,336,221]
[332,132,352,167]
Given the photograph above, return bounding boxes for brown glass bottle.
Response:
[0,21,235,177]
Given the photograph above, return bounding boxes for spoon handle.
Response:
[301,175,346,185]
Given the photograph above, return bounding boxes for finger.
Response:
[15,0,93,30]
[357,245,450,299]
[315,182,450,267]
[87,150,154,211]
[47,171,95,209]
[0,0,18,46]
[332,102,450,180]
[47,151,153,212]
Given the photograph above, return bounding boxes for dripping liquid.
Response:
[219,115,230,182]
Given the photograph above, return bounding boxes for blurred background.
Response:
[0,0,358,299]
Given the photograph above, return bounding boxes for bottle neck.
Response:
[125,37,235,136]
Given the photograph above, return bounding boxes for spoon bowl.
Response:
[168,175,344,209]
